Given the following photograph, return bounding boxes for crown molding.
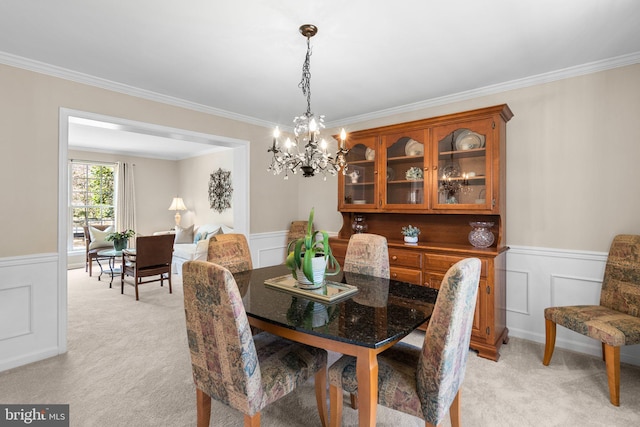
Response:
[0,51,277,130]
[326,51,640,129]
[1,50,638,131]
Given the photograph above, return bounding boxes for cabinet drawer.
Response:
[390,266,422,285]
[389,248,423,269]
[425,254,487,277]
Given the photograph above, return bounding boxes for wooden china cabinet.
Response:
[330,104,513,361]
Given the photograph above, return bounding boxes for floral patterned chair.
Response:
[343,233,390,409]
[206,233,253,273]
[343,233,390,279]
[328,258,481,427]
[543,234,640,406]
[183,260,328,427]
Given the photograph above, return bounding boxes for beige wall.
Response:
[0,63,298,257]
[310,64,640,252]
[2,62,639,257]
[177,149,235,228]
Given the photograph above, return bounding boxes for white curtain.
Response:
[115,162,137,243]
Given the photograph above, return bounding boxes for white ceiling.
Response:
[2,1,639,158]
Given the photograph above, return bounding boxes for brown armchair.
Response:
[84,224,113,276]
[121,234,174,301]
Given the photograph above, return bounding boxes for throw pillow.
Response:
[174,224,194,244]
[193,231,206,244]
[88,226,114,250]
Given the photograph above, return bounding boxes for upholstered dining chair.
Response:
[183,260,328,427]
[84,224,113,276]
[543,234,640,406]
[120,234,174,301]
[343,233,390,279]
[286,220,311,256]
[343,233,390,409]
[207,233,253,273]
[328,258,481,427]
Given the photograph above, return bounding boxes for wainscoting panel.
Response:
[0,253,61,372]
[0,284,31,339]
[506,246,640,366]
[249,230,288,268]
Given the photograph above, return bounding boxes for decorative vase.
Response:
[351,214,368,234]
[113,238,128,251]
[404,235,418,244]
[468,222,495,248]
[295,254,327,289]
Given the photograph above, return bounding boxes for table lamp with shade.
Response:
[168,197,187,228]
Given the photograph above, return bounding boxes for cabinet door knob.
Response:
[392,273,397,278]
[392,255,398,261]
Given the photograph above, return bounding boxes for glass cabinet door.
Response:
[339,136,377,209]
[382,130,428,209]
[431,119,494,210]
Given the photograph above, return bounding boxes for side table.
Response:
[96,249,123,287]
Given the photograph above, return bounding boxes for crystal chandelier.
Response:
[268,24,349,180]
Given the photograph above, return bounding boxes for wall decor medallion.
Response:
[208,168,233,213]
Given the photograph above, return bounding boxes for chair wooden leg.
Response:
[602,342,606,362]
[329,385,343,427]
[314,368,328,427]
[196,388,211,427]
[603,344,620,406]
[168,273,173,294]
[349,393,358,409]
[449,389,461,427]
[135,277,140,301]
[244,412,260,427]
[542,319,556,365]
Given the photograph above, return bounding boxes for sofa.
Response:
[154,224,234,274]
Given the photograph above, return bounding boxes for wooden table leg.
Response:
[356,349,378,427]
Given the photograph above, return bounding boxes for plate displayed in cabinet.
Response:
[404,139,424,156]
[455,130,485,150]
[365,147,375,160]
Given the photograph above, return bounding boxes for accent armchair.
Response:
[84,224,113,276]
[543,234,640,406]
[121,234,174,301]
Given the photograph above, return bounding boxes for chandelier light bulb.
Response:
[273,126,280,139]
[320,139,328,150]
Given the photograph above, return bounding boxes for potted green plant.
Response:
[401,225,420,244]
[285,208,340,289]
[106,229,135,251]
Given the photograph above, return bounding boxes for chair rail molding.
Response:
[506,245,639,366]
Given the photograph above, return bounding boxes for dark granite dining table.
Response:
[233,264,438,427]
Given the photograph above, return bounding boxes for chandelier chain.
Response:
[298,37,313,116]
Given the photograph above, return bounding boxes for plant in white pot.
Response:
[401,225,420,244]
[285,207,340,289]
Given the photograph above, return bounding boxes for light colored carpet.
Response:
[1,268,639,426]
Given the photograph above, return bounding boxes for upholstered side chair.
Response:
[206,233,253,273]
[84,224,112,276]
[286,220,311,256]
[543,234,640,406]
[328,258,481,427]
[342,233,390,409]
[120,234,174,300]
[183,260,328,427]
[343,233,390,279]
